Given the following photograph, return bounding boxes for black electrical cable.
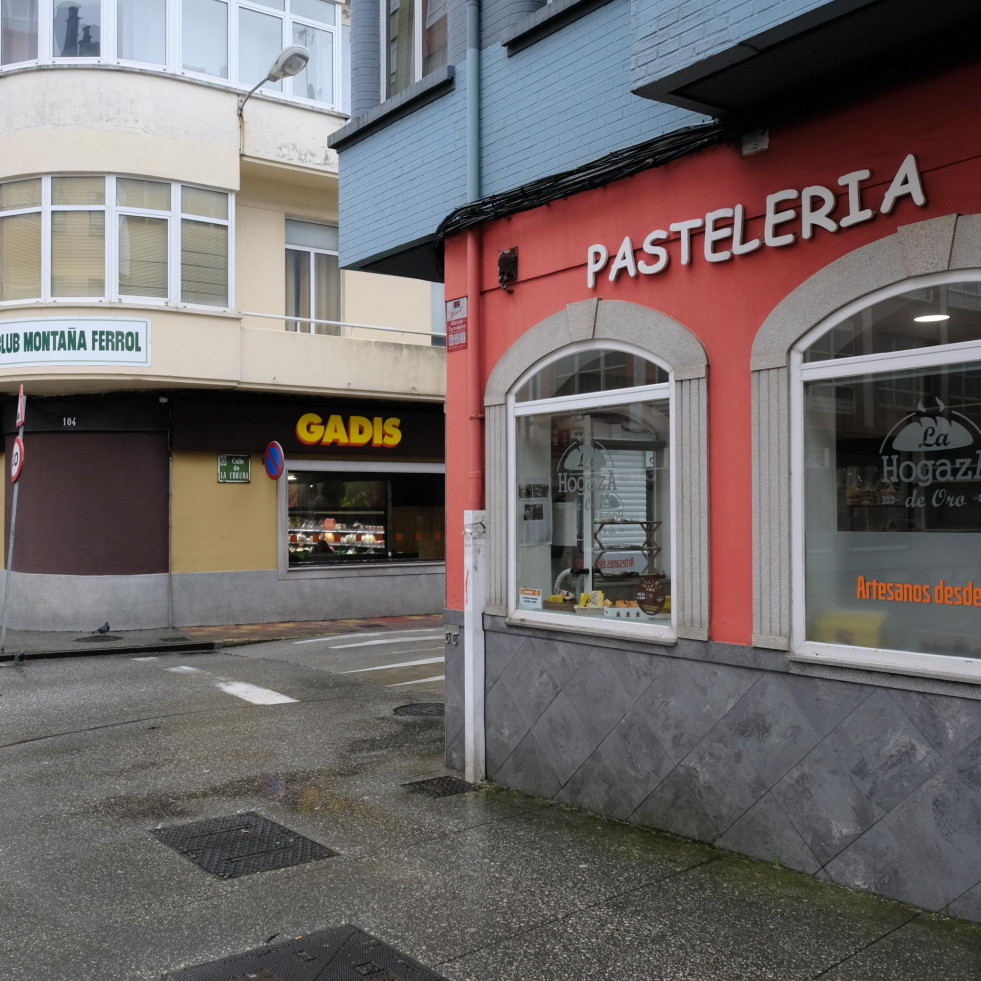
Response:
[432,119,741,272]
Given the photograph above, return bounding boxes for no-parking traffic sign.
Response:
[10,436,24,483]
[264,440,285,480]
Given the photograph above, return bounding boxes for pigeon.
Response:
[95,622,111,635]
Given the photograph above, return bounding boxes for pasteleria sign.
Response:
[0,318,150,368]
[587,153,927,288]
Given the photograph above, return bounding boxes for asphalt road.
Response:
[232,625,448,695]
[0,642,452,980]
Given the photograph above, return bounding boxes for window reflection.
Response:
[3,0,345,110]
[53,0,99,57]
[802,280,981,659]
[182,0,227,77]
[240,6,283,90]
[292,21,331,102]
[804,282,981,362]
[117,0,164,65]
[1,0,39,64]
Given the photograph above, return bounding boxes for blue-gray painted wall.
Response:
[630,0,835,91]
[337,0,844,272]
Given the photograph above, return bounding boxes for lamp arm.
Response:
[238,78,268,116]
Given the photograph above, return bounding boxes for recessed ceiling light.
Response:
[914,314,951,323]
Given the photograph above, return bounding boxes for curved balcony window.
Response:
[0,175,231,308]
[0,0,347,111]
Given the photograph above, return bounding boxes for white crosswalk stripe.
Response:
[136,659,297,705]
[294,629,444,647]
[386,675,445,687]
[216,681,297,705]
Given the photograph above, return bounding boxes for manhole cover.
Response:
[168,925,450,980]
[401,776,474,798]
[74,634,124,642]
[151,812,336,878]
[394,703,444,717]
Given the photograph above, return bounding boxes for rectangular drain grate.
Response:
[168,925,450,980]
[152,812,337,878]
[401,776,474,798]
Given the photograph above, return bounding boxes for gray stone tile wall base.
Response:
[0,567,446,630]
[466,617,981,923]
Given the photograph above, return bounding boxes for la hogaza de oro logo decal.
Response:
[880,398,981,509]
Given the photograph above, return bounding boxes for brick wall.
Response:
[339,0,705,269]
[338,80,470,266]
[631,0,833,91]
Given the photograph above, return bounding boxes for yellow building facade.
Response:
[0,3,445,629]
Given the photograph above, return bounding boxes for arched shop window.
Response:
[510,346,675,635]
[794,276,981,680]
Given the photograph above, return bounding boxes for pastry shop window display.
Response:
[286,469,445,565]
[510,348,673,633]
[796,277,981,679]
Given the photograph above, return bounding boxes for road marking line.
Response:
[341,656,445,674]
[320,634,444,650]
[387,675,445,687]
[295,630,444,647]
[216,681,297,704]
[132,656,158,661]
[167,665,202,673]
[334,645,443,661]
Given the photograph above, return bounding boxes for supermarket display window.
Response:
[284,463,445,568]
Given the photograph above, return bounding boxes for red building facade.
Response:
[440,60,981,918]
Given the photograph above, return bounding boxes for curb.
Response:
[0,641,223,663]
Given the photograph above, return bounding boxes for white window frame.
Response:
[0,174,233,309]
[0,0,344,111]
[278,458,446,579]
[790,269,981,684]
[506,342,676,641]
[284,220,340,333]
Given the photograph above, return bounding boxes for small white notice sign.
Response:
[518,587,543,611]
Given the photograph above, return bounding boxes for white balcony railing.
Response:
[241,311,447,347]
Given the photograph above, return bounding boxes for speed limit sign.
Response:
[10,436,24,483]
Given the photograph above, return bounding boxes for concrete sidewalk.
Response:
[0,612,446,660]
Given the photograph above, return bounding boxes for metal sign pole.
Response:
[1,387,26,654]
[1,480,21,653]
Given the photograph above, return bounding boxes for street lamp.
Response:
[237,44,311,116]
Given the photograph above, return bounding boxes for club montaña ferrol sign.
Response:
[0,318,150,367]
[586,153,927,288]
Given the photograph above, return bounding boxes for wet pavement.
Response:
[0,613,445,660]
[0,620,979,980]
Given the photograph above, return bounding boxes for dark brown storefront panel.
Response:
[4,431,169,575]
